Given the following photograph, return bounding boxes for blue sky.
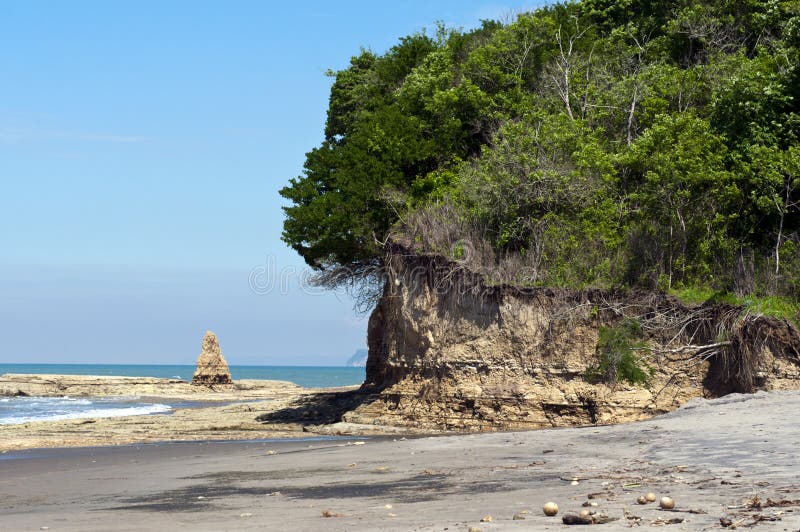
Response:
[0,0,543,365]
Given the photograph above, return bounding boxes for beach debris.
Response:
[582,501,599,507]
[512,513,526,520]
[660,496,675,510]
[565,512,620,525]
[269,491,281,496]
[543,502,559,516]
[384,504,393,509]
[651,517,684,525]
[480,515,493,522]
[387,512,397,517]
[322,510,347,518]
[571,480,580,486]
[467,527,482,532]
[645,492,657,502]
[763,498,800,507]
[721,514,782,528]
[239,512,252,518]
[562,513,593,525]
[191,331,233,385]
[266,450,277,455]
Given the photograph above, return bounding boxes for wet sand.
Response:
[1,391,799,531]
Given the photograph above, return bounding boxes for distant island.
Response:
[345,348,368,367]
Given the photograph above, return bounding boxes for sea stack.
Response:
[192,331,233,385]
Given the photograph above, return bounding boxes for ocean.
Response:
[0,364,365,425]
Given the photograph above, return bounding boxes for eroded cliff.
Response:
[338,245,800,431]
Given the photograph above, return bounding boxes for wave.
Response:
[0,402,172,425]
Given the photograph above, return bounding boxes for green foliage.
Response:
[586,319,653,386]
[671,287,800,323]
[281,0,800,300]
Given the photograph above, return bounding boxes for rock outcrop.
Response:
[192,331,233,385]
[335,244,800,431]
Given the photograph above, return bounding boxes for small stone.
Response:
[637,495,648,504]
[513,513,526,520]
[562,513,593,525]
[645,492,657,502]
[660,496,675,510]
[384,504,393,509]
[579,509,592,518]
[480,515,492,522]
[543,502,559,516]
[571,480,580,486]
[266,450,277,455]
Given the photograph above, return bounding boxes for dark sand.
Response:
[1,391,799,531]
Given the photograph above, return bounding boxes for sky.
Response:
[0,0,544,365]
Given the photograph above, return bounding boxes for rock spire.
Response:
[192,331,233,385]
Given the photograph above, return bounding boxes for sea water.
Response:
[0,364,365,425]
[0,364,365,387]
[0,396,177,425]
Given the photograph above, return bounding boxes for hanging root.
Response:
[597,293,800,396]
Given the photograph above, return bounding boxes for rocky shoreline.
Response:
[0,374,360,452]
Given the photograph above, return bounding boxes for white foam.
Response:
[0,403,172,425]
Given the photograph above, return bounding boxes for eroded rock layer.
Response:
[342,246,800,431]
[192,331,233,385]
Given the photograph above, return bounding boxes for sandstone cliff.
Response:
[336,245,800,431]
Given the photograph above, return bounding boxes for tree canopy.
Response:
[281,0,800,301]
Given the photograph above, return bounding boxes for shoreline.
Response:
[1,391,798,530]
[0,373,364,452]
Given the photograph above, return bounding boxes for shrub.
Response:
[586,319,652,386]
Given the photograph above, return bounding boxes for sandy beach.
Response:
[1,390,799,531]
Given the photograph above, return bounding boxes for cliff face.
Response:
[343,247,800,430]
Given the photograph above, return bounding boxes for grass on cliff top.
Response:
[670,287,800,324]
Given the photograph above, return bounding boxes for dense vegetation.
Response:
[281,0,800,308]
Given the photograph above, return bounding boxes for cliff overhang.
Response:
[267,244,800,432]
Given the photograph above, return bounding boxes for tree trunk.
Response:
[734,247,754,297]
